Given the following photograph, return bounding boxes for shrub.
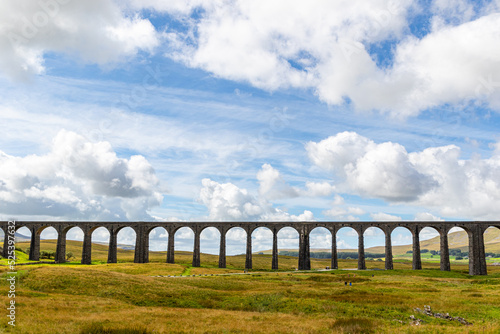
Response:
[330,317,378,334]
[15,246,26,253]
[40,251,56,259]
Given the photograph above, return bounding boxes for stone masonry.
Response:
[1,221,497,276]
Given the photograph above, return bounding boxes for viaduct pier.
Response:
[2,220,498,276]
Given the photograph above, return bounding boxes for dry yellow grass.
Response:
[3,238,500,333]
[0,259,499,333]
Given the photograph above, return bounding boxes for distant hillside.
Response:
[92,241,135,250]
[15,232,31,242]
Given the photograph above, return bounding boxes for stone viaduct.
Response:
[1,220,498,275]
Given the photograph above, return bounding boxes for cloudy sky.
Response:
[1,0,500,253]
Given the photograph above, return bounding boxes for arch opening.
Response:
[417,227,440,269]
[363,227,385,269]
[310,227,332,269]
[390,227,412,267]
[226,227,246,268]
[174,227,194,264]
[251,227,273,270]
[447,226,469,271]
[64,226,84,263]
[90,227,110,264]
[200,227,220,266]
[117,227,136,263]
[226,227,246,256]
[336,227,358,269]
[11,226,32,255]
[148,227,168,263]
[484,226,500,265]
[39,226,58,261]
[277,227,299,270]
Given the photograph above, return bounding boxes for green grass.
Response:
[2,240,500,333]
[0,256,499,333]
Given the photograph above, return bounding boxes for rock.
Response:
[415,305,472,326]
[409,315,423,326]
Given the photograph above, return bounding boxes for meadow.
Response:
[0,241,499,333]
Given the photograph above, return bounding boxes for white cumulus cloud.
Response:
[257,163,299,200]
[145,0,500,117]
[307,131,436,201]
[0,0,159,80]
[0,130,163,220]
[308,131,500,220]
[199,177,314,221]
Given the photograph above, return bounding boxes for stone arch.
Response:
[447,225,470,271]
[277,226,299,249]
[38,226,58,260]
[1,223,30,259]
[225,227,246,256]
[309,227,331,250]
[147,226,168,263]
[200,226,221,266]
[38,225,57,237]
[277,226,300,270]
[200,226,220,255]
[116,226,136,262]
[14,226,32,253]
[251,226,273,270]
[336,226,358,269]
[390,226,412,266]
[363,226,386,269]
[393,224,425,270]
[62,226,85,263]
[309,226,331,268]
[415,226,440,269]
[484,225,500,261]
[15,225,31,236]
[0,226,4,257]
[173,226,195,264]
[487,224,500,231]
[89,226,111,264]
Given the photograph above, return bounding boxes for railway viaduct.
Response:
[1,220,498,275]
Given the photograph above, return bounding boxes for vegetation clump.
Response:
[1,240,499,333]
[80,322,151,334]
[330,317,379,334]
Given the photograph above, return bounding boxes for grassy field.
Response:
[1,242,500,333]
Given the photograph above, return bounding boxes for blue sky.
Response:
[1,0,500,253]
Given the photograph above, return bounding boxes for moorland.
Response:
[1,238,500,333]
